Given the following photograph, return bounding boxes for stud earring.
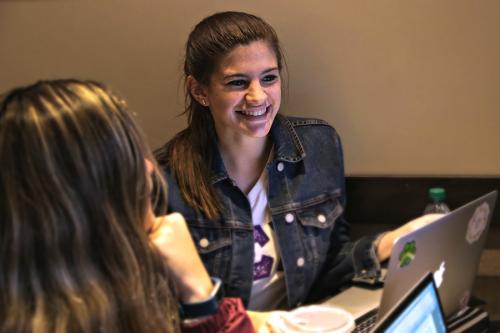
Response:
[201,99,206,106]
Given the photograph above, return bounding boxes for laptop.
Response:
[324,190,497,330]
[371,272,447,333]
[379,190,496,319]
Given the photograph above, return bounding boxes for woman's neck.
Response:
[218,134,271,194]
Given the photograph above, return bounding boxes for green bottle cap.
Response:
[428,187,446,202]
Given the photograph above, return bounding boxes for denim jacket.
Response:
[156,114,381,308]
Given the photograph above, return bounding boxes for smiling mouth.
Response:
[236,105,272,117]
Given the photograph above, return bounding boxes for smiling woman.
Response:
[192,40,281,141]
[154,11,434,318]
[157,11,285,219]
[187,39,282,193]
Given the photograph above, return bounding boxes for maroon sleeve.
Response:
[181,298,254,333]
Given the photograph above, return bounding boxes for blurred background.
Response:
[1,0,499,176]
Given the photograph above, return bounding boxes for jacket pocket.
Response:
[295,192,344,229]
[291,192,345,274]
[189,226,232,279]
[191,228,232,254]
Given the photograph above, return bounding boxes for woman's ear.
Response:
[187,75,209,107]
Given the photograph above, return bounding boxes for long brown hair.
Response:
[155,11,285,219]
[0,80,179,333]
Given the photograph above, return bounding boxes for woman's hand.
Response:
[376,214,444,262]
[149,213,213,303]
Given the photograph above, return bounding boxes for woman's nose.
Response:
[245,81,266,104]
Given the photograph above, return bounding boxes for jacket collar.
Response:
[210,114,306,184]
[270,114,306,163]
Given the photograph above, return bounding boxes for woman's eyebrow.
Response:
[261,67,280,74]
[223,73,247,80]
[223,67,279,80]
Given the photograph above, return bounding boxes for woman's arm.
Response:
[375,213,443,261]
[150,213,257,332]
[149,213,214,303]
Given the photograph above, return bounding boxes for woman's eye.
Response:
[227,79,247,87]
[262,74,278,83]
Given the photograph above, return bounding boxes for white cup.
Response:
[276,305,354,333]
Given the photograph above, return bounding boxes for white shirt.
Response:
[246,171,287,311]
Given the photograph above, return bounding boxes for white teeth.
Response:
[239,107,269,116]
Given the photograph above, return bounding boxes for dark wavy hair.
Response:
[156,11,285,219]
[0,80,180,333]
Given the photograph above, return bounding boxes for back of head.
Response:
[0,80,178,333]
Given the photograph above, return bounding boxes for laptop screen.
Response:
[382,280,447,333]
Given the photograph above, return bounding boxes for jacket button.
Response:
[199,238,210,248]
[317,214,326,223]
[297,257,305,267]
[285,213,295,223]
[277,162,284,172]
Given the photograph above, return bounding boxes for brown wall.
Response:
[1,0,499,176]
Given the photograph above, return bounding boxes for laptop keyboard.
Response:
[351,305,489,333]
[352,308,378,333]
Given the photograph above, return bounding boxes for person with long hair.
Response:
[0,79,254,333]
[155,11,435,315]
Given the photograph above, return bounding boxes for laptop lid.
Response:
[372,272,448,333]
[378,190,497,319]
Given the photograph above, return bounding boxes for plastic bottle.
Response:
[423,187,451,214]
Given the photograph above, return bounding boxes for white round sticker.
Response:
[465,202,490,244]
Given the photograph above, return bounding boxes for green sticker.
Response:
[399,240,416,268]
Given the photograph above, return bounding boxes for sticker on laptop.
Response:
[399,240,416,268]
[466,202,490,244]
